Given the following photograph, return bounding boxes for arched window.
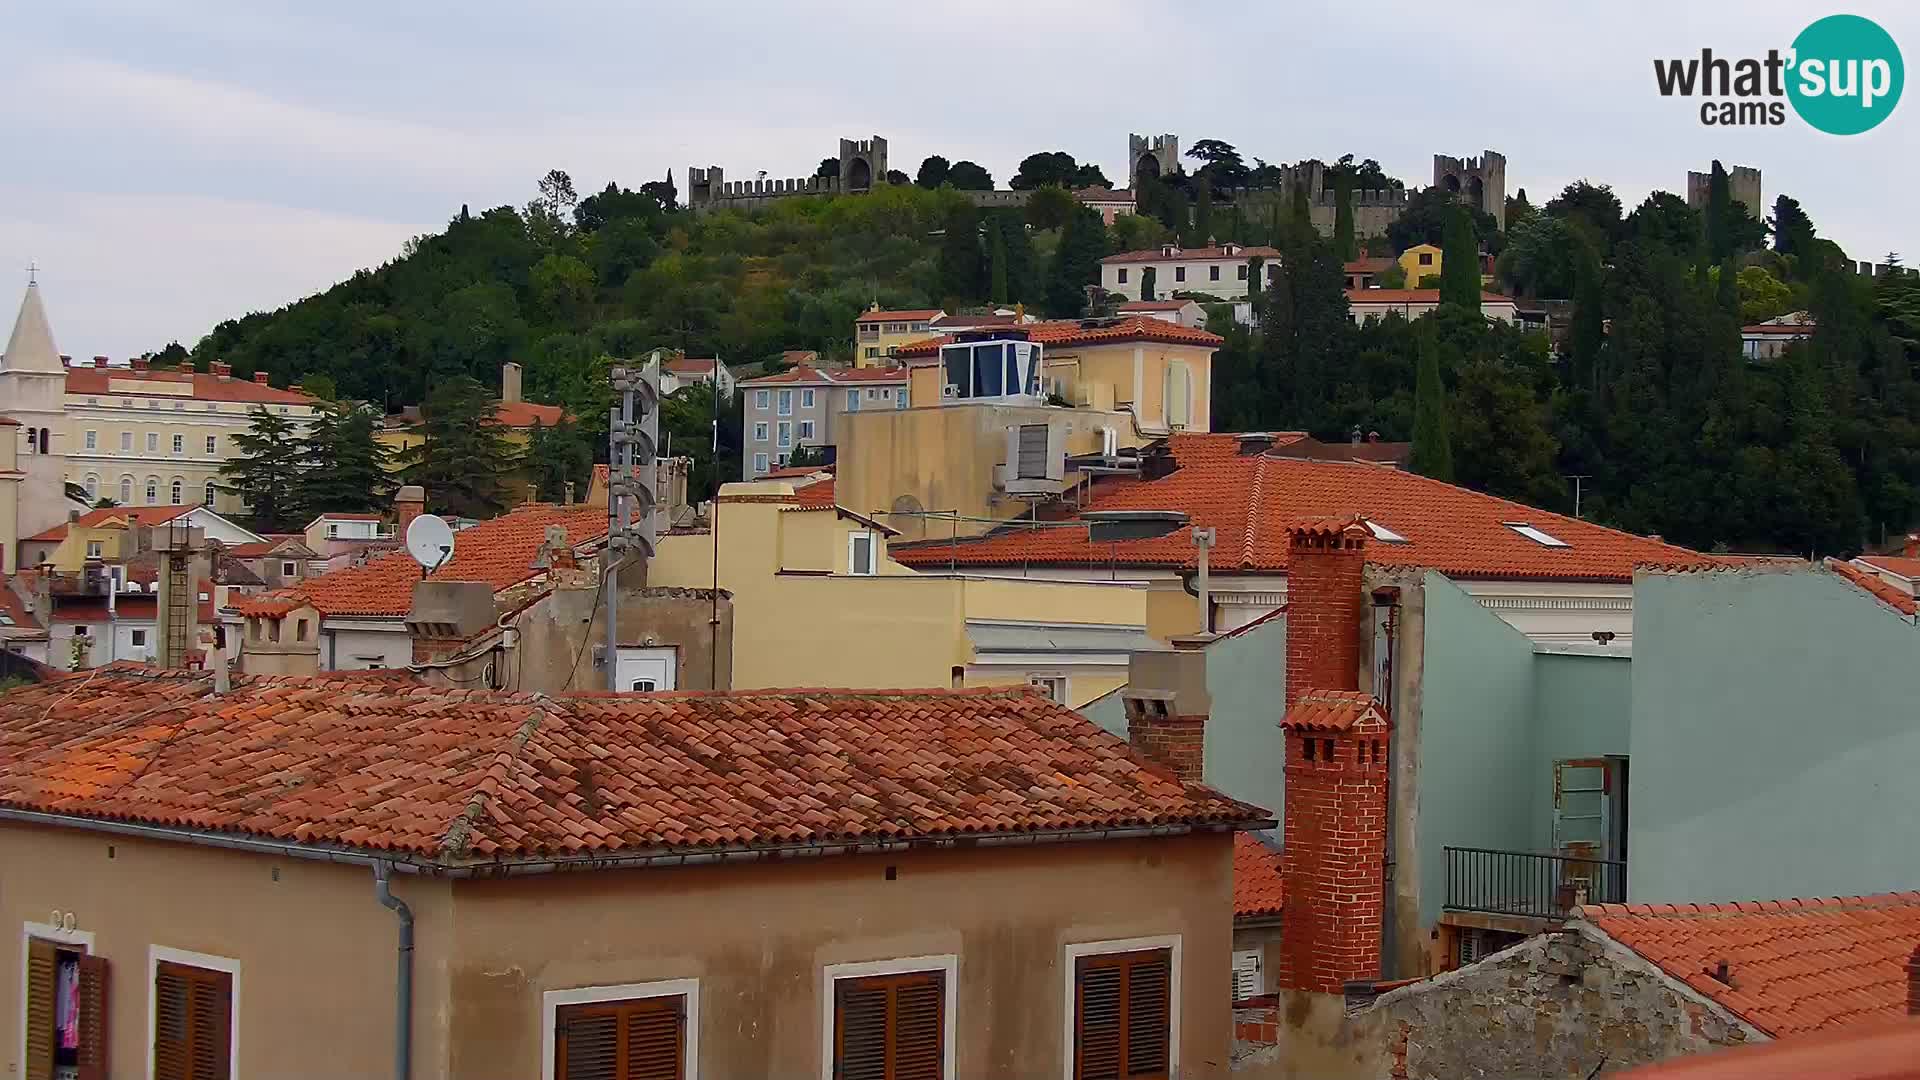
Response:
[145,477,158,504]
[40,429,50,454]
[170,479,184,505]
[24,429,37,454]
[203,480,217,507]
[83,475,98,501]
[119,476,133,504]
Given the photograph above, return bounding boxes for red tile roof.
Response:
[855,309,943,323]
[1280,689,1387,732]
[22,504,197,542]
[64,367,315,405]
[0,670,1268,866]
[1857,555,1920,580]
[0,578,42,632]
[1618,1017,1920,1079]
[1579,892,1920,1039]
[494,401,567,428]
[1234,834,1286,918]
[1740,323,1817,336]
[1101,245,1281,265]
[739,364,909,386]
[889,433,1712,583]
[1346,289,1516,304]
[1343,257,1397,274]
[794,477,836,508]
[762,464,834,480]
[894,316,1222,359]
[1118,300,1197,312]
[1074,187,1136,203]
[232,505,609,618]
[1828,559,1918,616]
[664,357,718,374]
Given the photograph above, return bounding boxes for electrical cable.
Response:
[560,554,614,692]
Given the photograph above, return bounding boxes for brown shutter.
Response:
[154,962,231,1080]
[1074,950,1170,1080]
[76,954,110,1080]
[891,976,943,1080]
[556,997,684,1080]
[834,972,944,1080]
[24,939,56,1080]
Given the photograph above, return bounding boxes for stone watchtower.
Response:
[1433,150,1507,229]
[839,136,887,193]
[1129,133,1179,188]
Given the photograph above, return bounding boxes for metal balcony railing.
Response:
[1443,846,1626,919]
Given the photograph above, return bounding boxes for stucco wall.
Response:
[446,834,1237,1079]
[1202,615,1287,822]
[1628,569,1920,902]
[0,824,453,1079]
[1531,651,1631,852]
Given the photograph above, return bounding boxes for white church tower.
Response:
[0,277,73,566]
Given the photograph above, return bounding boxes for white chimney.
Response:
[501,361,523,404]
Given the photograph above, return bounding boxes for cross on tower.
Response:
[25,261,37,286]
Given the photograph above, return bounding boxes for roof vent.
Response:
[1237,433,1275,455]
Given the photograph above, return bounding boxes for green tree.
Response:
[990,210,1038,305]
[1439,206,1481,311]
[299,402,394,514]
[1185,139,1248,189]
[1333,179,1356,261]
[1735,266,1796,322]
[532,253,596,323]
[219,407,307,531]
[297,372,338,401]
[1140,266,1156,301]
[400,375,519,519]
[1375,262,1407,288]
[946,161,993,190]
[937,202,983,302]
[1389,186,1500,253]
[916,156,950,188]
[1046,205,1109,316]
[1772,194,1817,259]
[1012,152,1088,190]
[1409,325,1455,481]
[1190,178,1214,247]
[1110,212,1169,253]
[1024,185,1076,231]
[523,417,593,503]
[988,224,1009,303]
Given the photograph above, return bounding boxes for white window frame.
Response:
[541,981,700,1080]
[146,432,158,452]
[131,628,148,647]
[755,389,771,410]
[847,530,877,576]
[1060,935,1182,1080]
[752,453,769,474]
[86,540,103,559]
[753,422,769,443]
[777,422,792,449]
[818,955,957,1080]
[84,430,97,450]
[119,477,132,503]
[170,479,183,505]
[798,419,815,442]
[19,920,97,1079]
[171,434,184,455]
[146,945,241,1080]
[205,435,217,455]
[121,431,132,451]
[204,481,217,506]
[281,561,297,577]
[846,390,860,411]
[1028,674,1068,704]
[1504,521,1570,547]
[777,389,793,416]
[801,388,815,409]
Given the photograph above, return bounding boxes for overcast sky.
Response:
[4,1,1915,357]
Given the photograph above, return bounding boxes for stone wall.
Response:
[1364,927,1761,1079]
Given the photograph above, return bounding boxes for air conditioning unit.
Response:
[1003,423,1067,496]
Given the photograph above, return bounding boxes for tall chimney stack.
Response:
[501,361,523,405]
[252,371,270,385]
[1283,516,1369,704]
[394,485,426,536]
[1121,649,1211,784]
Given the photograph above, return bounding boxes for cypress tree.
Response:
[1716,257,1739,316]
[1439,205,1480,311]
[1290,183,1312,245]
[988,223,1009,303]
[1046,205,1110,316]
[1244,256,1262,308]
[1410,325,1455,481]
[938,202,983,302]
[1705,160,1733,262]
[1141,266,1156,301]
[1192,178,1214,246]
[1334,180,1356,262]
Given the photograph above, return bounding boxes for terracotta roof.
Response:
[855,309,943,323]
[1617,1017,1920,1079]
[889,433,1712,583]
[494,401,567,428]
[1267,435,1412,467]
[664,357,718,374]
[1857,555,1920,580]
[22,504,197,542]
[1280,689,1386,732]
[0,670,1268,867]
[931,313,1021,330]
[1578,892,1920,1039]
[894,316,1222,359]
[1827,559,1918,616]
[762,464,834,480]
[794,478,836,508]
[1101,245,1281,265]
[1740,323,1817,336]
[1118,300,1197,312]
[1343,257,1397,273]
[0,578,42,632]
[1234,834,1286,918]
[1346,289,1516,304]
[64,367,315,405]
[1074,187,1136,203]
[234,504,610,618]
[306,512,385,525]
[739,364,908,386]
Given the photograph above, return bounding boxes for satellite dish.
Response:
[405,514,456,573]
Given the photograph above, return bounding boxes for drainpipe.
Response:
[372,862,414,1080]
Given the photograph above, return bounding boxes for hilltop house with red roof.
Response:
[0,667,1267,1079]
[853,304,943,365]
[1100,242,1282,303]
[658,353,735,396]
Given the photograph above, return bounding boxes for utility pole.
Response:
[1565,474,1590,520]
[605,353,661,691]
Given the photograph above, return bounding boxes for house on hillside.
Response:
[737,364,909,478]
[659,354,735,396]
[1119,298,1209,329]
[1100,243,1281,303]
[1346,288,1518,325]
[0,669,1266,1079]
[853,305,943,366]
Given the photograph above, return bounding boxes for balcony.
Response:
[1443,846,1626,921]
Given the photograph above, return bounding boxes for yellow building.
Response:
[853,306,943,367]
[648,477,1154,706]
[375,362,566,500]
[1399,243,1443,288]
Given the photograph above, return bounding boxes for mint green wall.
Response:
[1080,685,1126,738]
[1530,652,1632,852]
[1415,574,1537,928]
[1200,616,1287,823]
[1630,571,1920,903]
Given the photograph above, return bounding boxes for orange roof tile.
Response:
[1234,834,1285,918]
[0,577,42,632]
[1280,689,1386,732]
[65,367,315,405]
[0,670,1269,866]
[494,401,567,428]
[1102,245,1281,265]
[237,504,610,618]
[1344,257,1397,273]
[22,504,198,543]
[855,309,943,323]
[889,433,1712,583]
[1619,1018,1920,1079]
[894,316,1222,359]
[794,478,835,508]
[740,364,909,386]
[1857,555,1920,580]
[1579,892,1920,1039]
[1828,559,1918,616]
[664,356,718,373]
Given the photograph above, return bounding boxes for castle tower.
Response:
[0,279,73,560]
[1128,134,1180,188]
[839,136,887,192]
[1432,150,1507,229]
[1686,164,1762,218]
[1277,517,1390,995]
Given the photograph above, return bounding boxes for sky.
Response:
[4,0,1916,358]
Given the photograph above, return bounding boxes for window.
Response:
[544,980,696,1080]
[145,478,158,503]
[132,629,147,648]
[755,389,771,410]
[848,530,876,576]
[895,390,908,410]
[911,321,929,332]
[832,970,946,1080]
[119,477,132,503]
[121,431,132,451]
[84,429,97,450]
[1419,252,1433,266]
[1174,266,1186,282]
[23,928,105,1080]
[1504,522,1570,547]
[886,321,909,334]
[858,323,880,339]
[1067,942,1176,1080]
[801,388,815,409]
[83,475,99,500]
[753,422,769,442]
[205,435,217,454]
[204,481,217,506]
[864,347,880,359]
[1118,268,1128,284]
[1209,265,1220,281]
[173,401,185,411]
[866,388,879,400]
[72,625,89,638]
[87,541,103,559]
[777,422,792,449]
[1164,360,1192,430]
[151,950,238,1080]
[1029,675,1068,704]
[753,453,769,474]
[170,480,183,504]
[172,434,184,454]
[281,561,297,577]
[777,389,793,416]
[1231,950,1263,1001]
[799,420,815,441]
[1237,265,1248,280]
[295,618,309,642]
[147,432,158,452]
[847,390,860,412]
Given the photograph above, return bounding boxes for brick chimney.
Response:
[92,356,108,368]
[1121,649,1211,784]
[131,357,149,371]
[501,361,523,405]
[1277,516,1391,995]
[211,360,232,378]
[1906,533,1920,559]
[394,485,426,535]
[252,371,271,385]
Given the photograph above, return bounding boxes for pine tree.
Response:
[1410,325,1455,481]
[220,407,308,531]
[1439,205,1481,311]
[524,417,593,503]
[399,375,520,519]
[299,402,393,514]
[1141,267,1156,302]
[1334,180,1356,262]
[1045,205,1110,316]
[988,224,1009,304]
[994,211,1038,304]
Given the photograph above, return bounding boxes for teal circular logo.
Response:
[1788,15,1903,135]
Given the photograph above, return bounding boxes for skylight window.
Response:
[1504,522,1570,547]
[1365,520,1409,543]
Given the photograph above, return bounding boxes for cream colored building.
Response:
[1346,289,1518,325]
[1099,243,1281,302]
[0,284,76,569]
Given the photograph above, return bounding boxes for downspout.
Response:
[372,862,414,1080]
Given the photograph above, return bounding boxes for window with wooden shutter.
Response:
[833,970,945,1080]
[1073,949,1171,1080]
[24,939,56,1080]
[153,961,232,1080]
[76,954,110,1080]
[24,940,105,1080]
[554,996,685,1080]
